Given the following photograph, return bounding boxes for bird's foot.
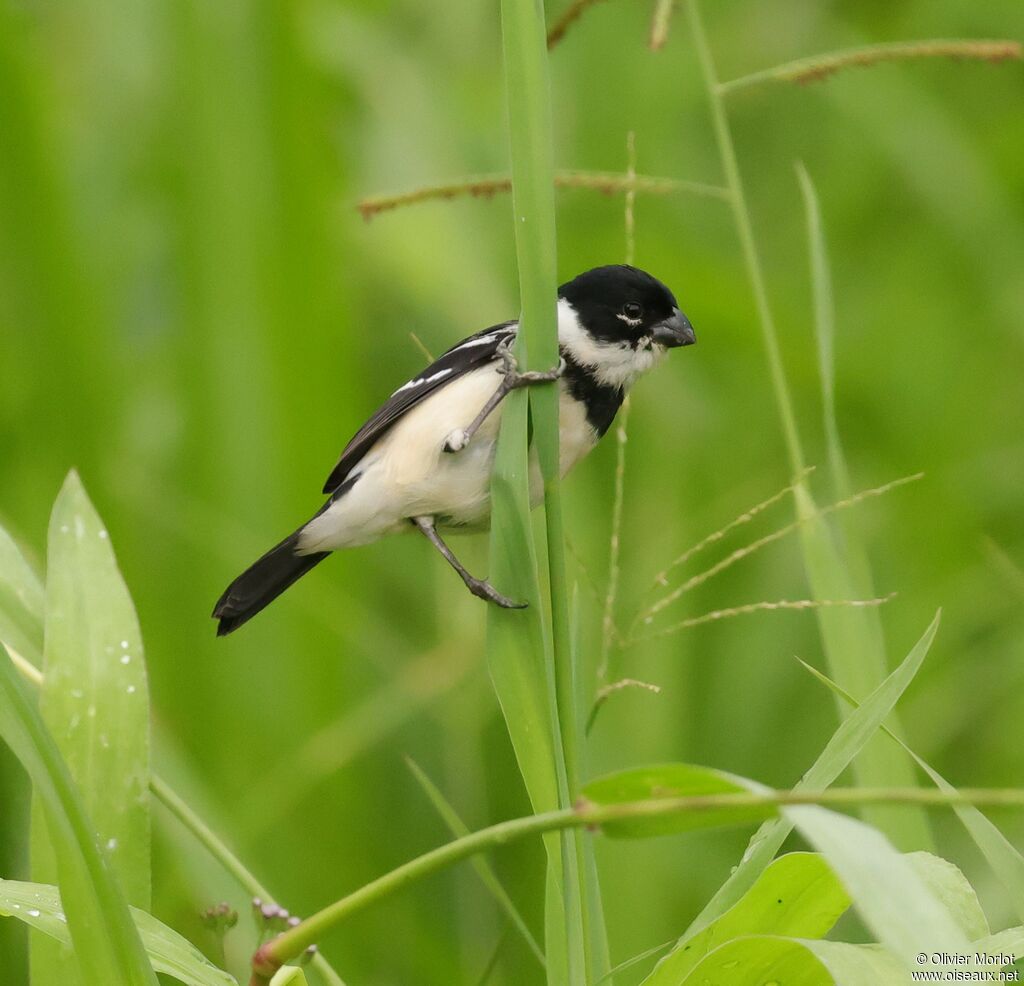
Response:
[465,576,528,609]
[496,340,565,389]
[442,428,469,454]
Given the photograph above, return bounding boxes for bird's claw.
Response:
[466,577,528,609]
[496,342,564,389]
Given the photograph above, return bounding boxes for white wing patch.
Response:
[392,367,453,397]
[450,330,508,352]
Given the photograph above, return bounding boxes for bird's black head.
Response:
[558,265,694,349]
[556,265,695,389]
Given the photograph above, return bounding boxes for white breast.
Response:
[297,369,599,551]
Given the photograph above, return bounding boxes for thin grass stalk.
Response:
[795,164,846,493]
[643,467,813,594]
[684,2,803,472]
[6,649,347,986]
[587,678,660,734]
[685,0,930,849]
[719,39,1022,94]
[357,171,728,220]
[546,0,606,49]
[629,593,894,644]
[648,0,676,51]
[633,474,920,630]
[251,785,1024,976]
[497,0,589,979]
[597,132,638,683]
[405,758,546,967]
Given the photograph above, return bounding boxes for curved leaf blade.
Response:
[583,763,772,838]
[39,470,152,904]
[0,643,157,985]
[0,523,44,666]
[802,657,1024,925]
[680,936,907,986]
[643,853,850,985]
[0,879,236,986]
[686,610,940,937]
[787,805,968,968]
[32,471,152,981]
[908,852,989,941]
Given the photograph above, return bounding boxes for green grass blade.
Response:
[792,488,930,848]
[495,0,589,978]
[801,660,1024,925]
[794,161,931,849]
[786,805,968,966]
[685,609,940,937]
[0,524,44,666]
[0,521,43,981]
[32,472,152,981]
[0,643,157,985]
[689,0,929,851]
[405,758,546,967]
[0,879,236,986]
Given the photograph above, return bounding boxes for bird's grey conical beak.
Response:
[652,308,696,348]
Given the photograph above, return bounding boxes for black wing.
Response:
[322,321,517,494]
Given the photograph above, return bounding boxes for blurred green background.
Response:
[1,0,1022,982]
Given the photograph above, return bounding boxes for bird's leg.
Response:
[443,341,565,453]
[411,516,527,609]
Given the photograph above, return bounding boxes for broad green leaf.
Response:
[802,658,1024,925]
[908,852,989,941]
[0,879,236,986]
[796,161,930,851]
[643,853,850,985]
[405,757,545,966]
[0,522,44,666]
[680,936,907,985]
[787,805,968,967]
[972,927,1024,963]
[0,643,157,985]
[686,610,939,937]
[582,763,772,839]
[270,968,310,986]
[33,471,152,981]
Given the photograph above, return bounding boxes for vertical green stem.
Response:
[498,0,588,979]
[685,0,805,476]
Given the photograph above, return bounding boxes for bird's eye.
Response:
[623,302,643,320]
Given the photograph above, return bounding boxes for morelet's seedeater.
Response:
[214,264,695,634]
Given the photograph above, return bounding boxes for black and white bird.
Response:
[213,265,695,635]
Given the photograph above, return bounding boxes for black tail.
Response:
[213,531,328,636]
